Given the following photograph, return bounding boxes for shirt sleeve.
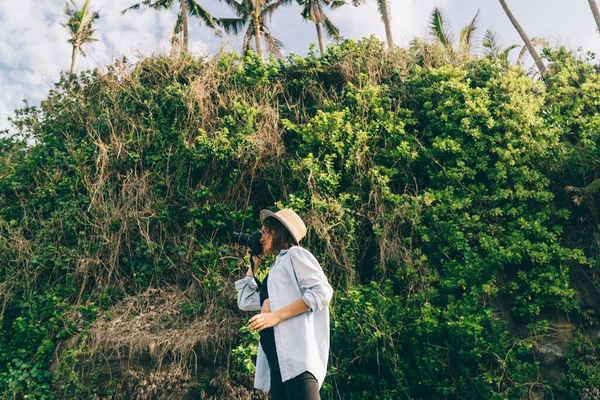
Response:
[235,276,261,311]
[288,247,334,313]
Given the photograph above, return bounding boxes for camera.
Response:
[230,231,263,255]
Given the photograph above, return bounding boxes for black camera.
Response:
[230,231,263,255]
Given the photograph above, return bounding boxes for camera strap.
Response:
[250,254,262,289]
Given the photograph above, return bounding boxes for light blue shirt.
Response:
[235,246,334,392]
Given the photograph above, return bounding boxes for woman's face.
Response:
[260,226,274,255]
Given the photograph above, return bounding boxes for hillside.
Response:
[1,38,600,399]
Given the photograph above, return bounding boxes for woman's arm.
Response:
[261,298,271,313]
[235,252,263,312]
[275,298,309,320]
[249,298,309,332]
[289,246,333,313]
[235,276,261,311]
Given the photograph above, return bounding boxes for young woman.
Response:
[235,208,334,400]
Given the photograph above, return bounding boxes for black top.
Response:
[258,273,278,367]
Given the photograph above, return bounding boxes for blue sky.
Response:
[1,0,599,134]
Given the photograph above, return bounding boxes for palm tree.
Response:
[121,0,219,53]
[588,0,600,35]
[219,0,289,61]
[498,0,547,76]
[297,0,344,55]
[62,0,100,76]
[429,8,480,60]
[482,29,518,62]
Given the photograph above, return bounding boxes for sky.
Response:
[0,0,599,134]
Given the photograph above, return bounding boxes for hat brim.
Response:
[260,209,303,244]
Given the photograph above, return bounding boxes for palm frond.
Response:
[122,0,173,14]
[262,0,292,19]
[264,31,284,56]
[459,8,480,54]
[82,9,100,29]
[516,37,548,66]
[152,0,176,9]
[429,7,453,49]
[174,10,184,34]
[323,17,340,40]
[121,0,154,14]
[585,178,600,193]
[63,1,75,18]
[171,11,183,45]
[298,0,311,19]
[300,6,311,20]
[260,0,291,21]
[499,44,519,61]
[329,0,346,9]
[276,0,296,7]
[218,17,248,35]
[187,0,217,28]
[482,29,501,58]
[221,0,248,16]
[80,0,90,16]
[62,0,78,29]
[516,45,528,65]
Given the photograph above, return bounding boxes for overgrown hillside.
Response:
[1,38,600,399]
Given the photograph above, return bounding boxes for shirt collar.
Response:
[276,249,289,259]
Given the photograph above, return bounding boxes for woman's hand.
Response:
[249,311,282,332]
[246,248,262,275]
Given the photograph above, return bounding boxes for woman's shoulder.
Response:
[287,246,318,262]
[287,245,311,256]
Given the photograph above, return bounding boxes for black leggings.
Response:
[269,368,320,400]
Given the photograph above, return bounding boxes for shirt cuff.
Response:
[302,289,323,313]
[235,275,258,291]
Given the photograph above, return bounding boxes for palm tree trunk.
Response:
[498,0,546,76]
[378,0,394,50]
[588,0,600,34]
[253,3,263,61]
[181,0,189,52]
[315,22,325,55]
[70,45,78,76]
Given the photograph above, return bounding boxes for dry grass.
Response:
[86,286,238,372]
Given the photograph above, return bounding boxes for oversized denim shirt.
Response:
[234,246,334,392]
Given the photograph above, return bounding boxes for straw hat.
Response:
[260,208,307,244]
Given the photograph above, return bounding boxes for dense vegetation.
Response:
[1,38,600,399]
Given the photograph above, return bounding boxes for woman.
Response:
[235,208,334,400]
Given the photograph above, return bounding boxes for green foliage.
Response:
[1,39,600,398]
[232,325,260,376]
[560,331,600,399]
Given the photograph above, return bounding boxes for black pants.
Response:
[265,347,319,399]
[269,368,320,400]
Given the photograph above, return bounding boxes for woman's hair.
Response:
[263,217,298,254]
